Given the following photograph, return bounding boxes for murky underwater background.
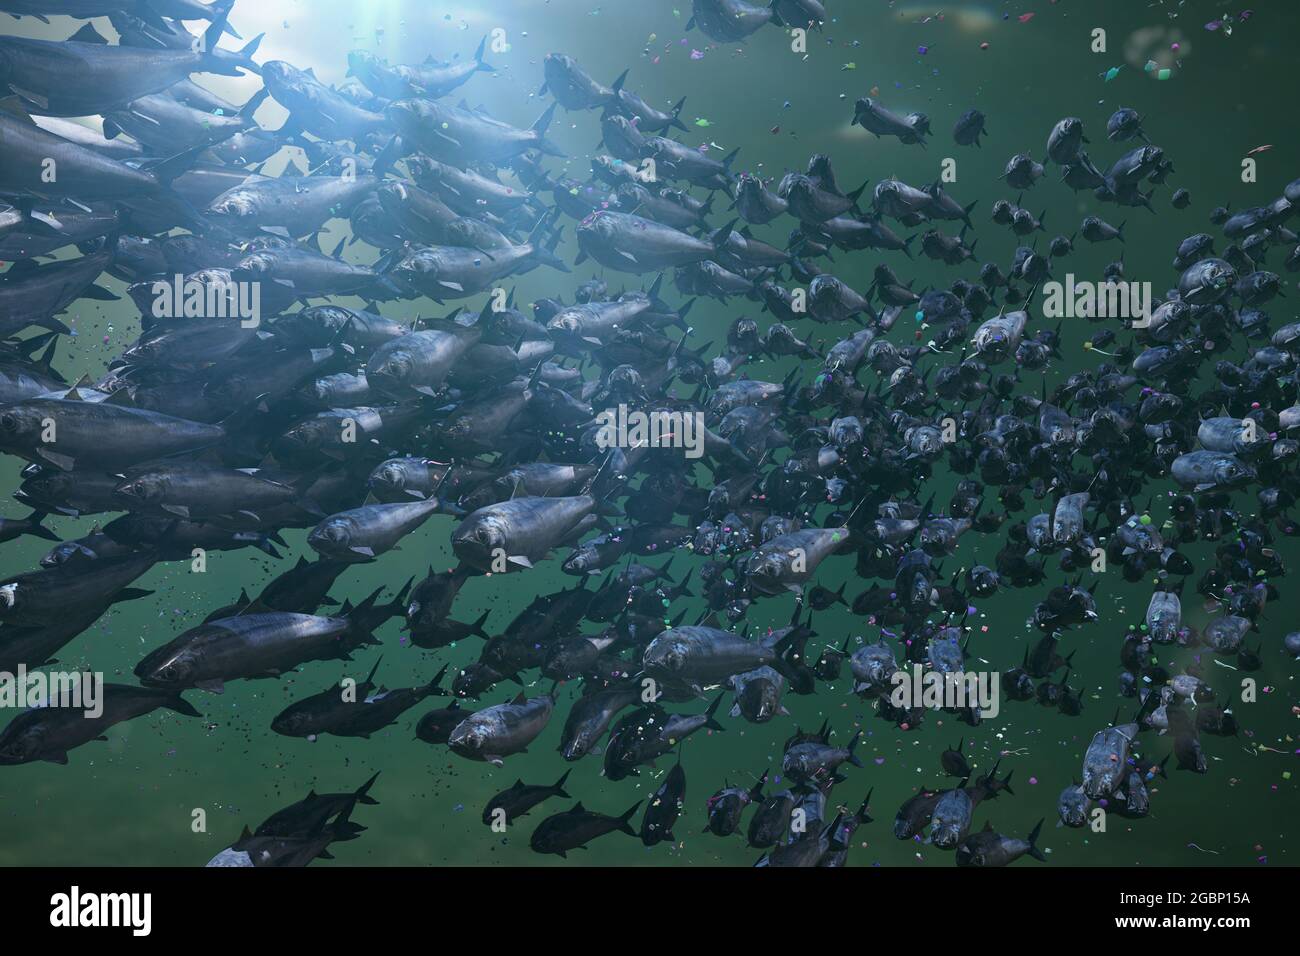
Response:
[1,0,1297,866]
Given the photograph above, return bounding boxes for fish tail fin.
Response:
[237,32,265,64]
[857,788,874,825]
[199,7,231,58]
[374,134,404,177]
[425,664,450,696]
[1027,817,1047,861]
[704,691,726,732]
[618,801,641,834]
[846,730,864,767]
[355,771,381,805]
[531,102,565,157]
[553,768,573,798]
[163,691,202,719]
[24,512,60,542]
[670,95,688,125]
[847,179,870,208]
[343,586,386,642]
[238,85,270,120]
[381,577,414,620]
[474,35,495,72]
[470,609,491,639]
[748,768,769,802]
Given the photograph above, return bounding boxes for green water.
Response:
[1,0,1297,867]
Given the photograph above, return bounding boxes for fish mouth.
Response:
[371,466,406,491]
[451,534,498,569]
[270,716,303,736]
[930,827,961,849]
[1082,777,1111,801]
[308,526,349,552]
[137,668,181,689]
[560,736,588,760]
[449,731,482,753]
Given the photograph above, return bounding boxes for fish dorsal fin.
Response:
[69,22,109,44]
[62,373,93,401]
[511,691,525,705]
[570,802,587,814]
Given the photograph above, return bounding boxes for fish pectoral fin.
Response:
[508,555,534,568]
[161,504,190,518]
[42,751,69,765]
[9,86,50,110]
[35,448,75,471]
[349,546,376,557]
[195,679,226,694]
